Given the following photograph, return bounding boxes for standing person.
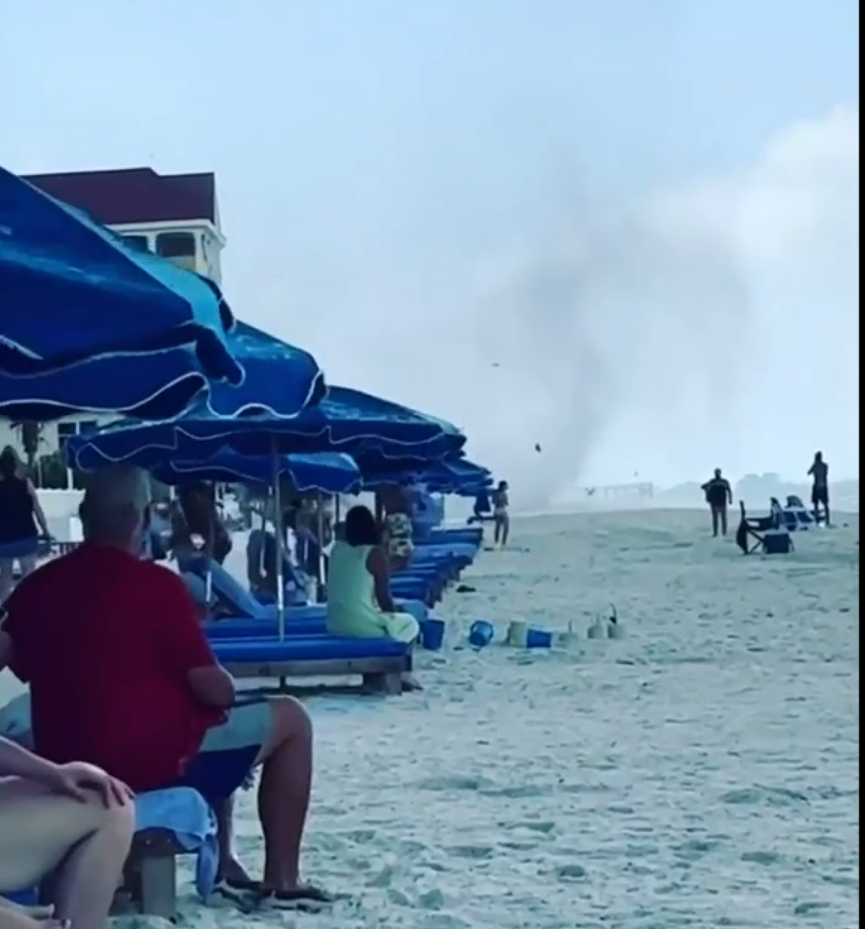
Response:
[701,468,733,537]
[0,447,51,602]
[492,481,510,547]
[807,451,830,525]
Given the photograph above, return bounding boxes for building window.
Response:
[156,232,197,259]
[122,235,151,252]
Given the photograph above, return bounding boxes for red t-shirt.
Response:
[2,544,223,792]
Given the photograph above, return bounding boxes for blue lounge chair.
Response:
[212,635,411,693]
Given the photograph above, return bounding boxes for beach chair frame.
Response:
[115,827,186,920]
[735,501,794,555]
[222,653,411,695]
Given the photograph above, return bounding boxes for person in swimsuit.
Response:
[807,451,830,525]
[492,480,510,547]
[0,447,51,602]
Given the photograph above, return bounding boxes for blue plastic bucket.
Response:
[468,620,495,648]
[525,628,553,649]
[421,618,446,651]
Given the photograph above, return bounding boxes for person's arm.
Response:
[726,481,733,504]
[26,480,50,537]
[0,733,61,780]
[366,546,397,613]
[154,569,236,709]
[807,464,814,476]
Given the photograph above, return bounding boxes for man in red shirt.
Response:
[0,466,329,910]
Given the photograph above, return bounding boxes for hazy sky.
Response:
[1,0,859,505]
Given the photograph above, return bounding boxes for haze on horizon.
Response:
[1,0,858,509]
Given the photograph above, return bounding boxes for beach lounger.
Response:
[182,557,428,625]
[212,635,412,693]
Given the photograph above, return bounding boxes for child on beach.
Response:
[492,480,510,547]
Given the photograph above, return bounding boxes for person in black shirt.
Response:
[701,468,733,537]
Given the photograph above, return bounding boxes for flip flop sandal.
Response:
[258,884,335,912]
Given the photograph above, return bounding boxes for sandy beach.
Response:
[1,507,859,928]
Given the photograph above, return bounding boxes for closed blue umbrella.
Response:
[0,165,240,381]
[151,448,360,494]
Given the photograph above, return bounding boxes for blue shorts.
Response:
[0,536,38,559]
[170,699,271,804]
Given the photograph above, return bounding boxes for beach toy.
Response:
[506,620,528,646]
[468,620,495,648]
[525,628,553,648]
[505,621,555,649]
[421,617,446,651]
[587,617,606,639]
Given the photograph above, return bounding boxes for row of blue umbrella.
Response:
[0,166,493,498]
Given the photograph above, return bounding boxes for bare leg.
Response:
[0,778,134,929]
[493,517,502,545]
[500,515,510,547]
[720,506,728,536]
[214,698,313,893]
[214,795,254,884]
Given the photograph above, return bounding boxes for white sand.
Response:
[1,509,859,928]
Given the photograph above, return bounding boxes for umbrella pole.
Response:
[316,492,326,596]
[272,442,286,640]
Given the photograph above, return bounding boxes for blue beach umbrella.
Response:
[150,448,361,495]
[0,319,325,423]
[0,165,241,381]
[67,386,464,469]
[205,322,325,418]
[362,455,493,494]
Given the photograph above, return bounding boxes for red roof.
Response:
[23,167,217,227]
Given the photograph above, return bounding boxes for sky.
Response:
[0,0,859,507]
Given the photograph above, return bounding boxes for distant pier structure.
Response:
[580,482,655,502]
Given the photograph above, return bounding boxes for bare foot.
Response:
[219,854,257,889]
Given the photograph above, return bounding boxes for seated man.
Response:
[0,732,133,929]
[0,466,328,909]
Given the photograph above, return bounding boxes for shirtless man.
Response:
[807,451,830,525]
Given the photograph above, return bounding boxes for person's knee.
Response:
[84,788,136,840]
[268,697,312,745]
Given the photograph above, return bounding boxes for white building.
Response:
[0,168,225,471]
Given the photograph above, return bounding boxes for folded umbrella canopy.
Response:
[150,448,361,495]
[0,318,324,423]
[67,384,465,470]
[361,455,493,494]
[0,165,241,386]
